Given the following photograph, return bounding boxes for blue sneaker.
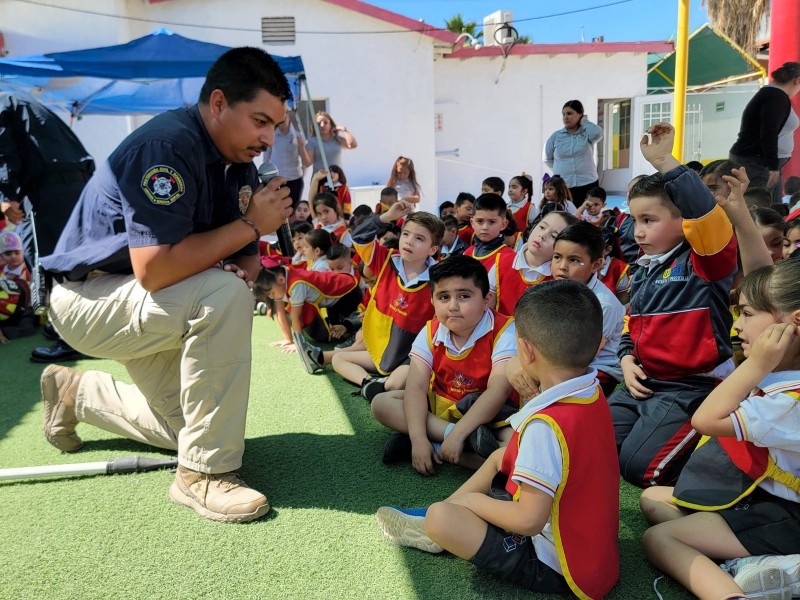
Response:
[376,506,443,553]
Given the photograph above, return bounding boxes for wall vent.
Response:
[262,17,296,45]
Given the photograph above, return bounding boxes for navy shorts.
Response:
[719,488,800,556]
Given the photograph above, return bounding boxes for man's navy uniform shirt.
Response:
[42,105,259,281]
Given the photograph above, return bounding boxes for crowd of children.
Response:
[250,121,800,600]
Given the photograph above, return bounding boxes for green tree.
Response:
[444,13,483,45]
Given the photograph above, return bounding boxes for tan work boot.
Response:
[169,466,270,523]
[41,364,84,452]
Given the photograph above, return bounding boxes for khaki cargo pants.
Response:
[50,268,254,473]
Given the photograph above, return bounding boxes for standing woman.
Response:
[386,156,421,204]
[308,111,358,173]
[262,109,312,207]
[543,100,604,205]
[730,62,800,198]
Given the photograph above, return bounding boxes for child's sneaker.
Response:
[375,506,443,554]
[334,335,355,350]
[725,555,800,600]
[361,376,388,402]
[468,424,499,458]
[292,332,323,374]
[382,433,412,464]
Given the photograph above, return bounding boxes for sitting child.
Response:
[454,193,475,245]
[294,199,312,224]
[310,166,352,217]
[312,191,352,247]
[371,256,517,472]
[575,186,607,226]
[490,211,578,317]
[438,215,466,260]
[506,174,538,234]
[538,175,577,217]
[438,200,455,219]
[0,231,29,281]
[784,217,800,261]
[598,226,631,305]
[302,229,333,272]
[375,187,398,215]
[463,194,514,270]
[290,221,312,267]
[375,280,620,599]
[640,259,800,600]
[609,123,738,488]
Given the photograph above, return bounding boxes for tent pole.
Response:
[300,75,335,189]
[673,0,689,162]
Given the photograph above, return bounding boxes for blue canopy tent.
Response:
[0,29,304,116]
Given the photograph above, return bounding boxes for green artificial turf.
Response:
[0,319,693,599]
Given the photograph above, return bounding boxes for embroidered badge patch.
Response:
[141,165,185,205]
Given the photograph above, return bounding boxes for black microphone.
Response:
[257,161,294,258]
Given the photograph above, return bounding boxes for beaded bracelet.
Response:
[239,216,261,241]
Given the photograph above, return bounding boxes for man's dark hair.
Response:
[199,47,292,106]
[473,193,508,217]
[455,192,476,206]
[442,215,459,231]
[515,280,602,370]
[291,221,312,236]
[628,173,680,217]
[482,176,505,195]
[430,255,490,298]
[555,222,605,262]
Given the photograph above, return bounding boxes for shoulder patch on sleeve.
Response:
[141,165,185,205]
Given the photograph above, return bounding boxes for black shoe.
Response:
[468,425,499,458]
[30,340,84,363]
[382,433,412,464]
[361,377,387,403]
[42,322,60,341]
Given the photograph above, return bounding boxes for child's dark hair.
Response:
[482,176,505,195]
[784,175,800,196]
[785,217,800,236]
[684,160,703,173]
[750,207,785,231]
[628,174,681,217]
[738,260,800,316]
[253,266,284,301]
[291,221,312,236]
[743,187,773,210]
[586,186,607,203]
[699,159,739,180]
[473,193,508,217]
[326,242,351,261]
[442,215,459,231]
[438,200,455,216]
[542,175,572,208]
[515,280,602,370]
[404,212,445,247]
[600,226,623,259]
[328,164,347,185]
[502,209,517,236]
[313,191,342,218]
[555,221,605,262]
[305,229,334,253]
[429,255,490,297]
[772,203,790,218]
[353,205,372,218]
[381,187,398,200]
[455,192,476,207]
[383,237,400,250]
[510,174,533,199]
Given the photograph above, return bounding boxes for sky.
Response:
[368,0,711,45]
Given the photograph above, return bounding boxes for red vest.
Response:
[362,251,435,374]
[494,252,552,317]
[599,257,629,295]
[464,243,515,271]
[286,268,358,329]
[427,311,515,421]
[457,223,474,245]
[501,388,620,600]
[510,201,535,233]
[316,221,349,244]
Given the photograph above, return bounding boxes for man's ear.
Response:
[208,89,228,118]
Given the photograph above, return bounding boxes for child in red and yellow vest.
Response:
[328,202,443,392]
[454,193,475,246]
[490,211,578,317]
[506,174,538,235]
[463,194,514,271]
[639,257,800,600]
[376,280,620,600]
[371,255,518,472]
[598,226,631,305]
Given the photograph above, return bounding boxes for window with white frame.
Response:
[643,101,671,130]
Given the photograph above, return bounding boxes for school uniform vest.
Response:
[500,390,620,600]
[464,243,514,272]
[510,201,535,233]
[362,251,434,375]
[286,268,359,329]
[598,256,629,296]
[317,221,349,244]
[457,223,474,246]
[427,311,516,422]
[494,252,552,317]
[673,386,800,511]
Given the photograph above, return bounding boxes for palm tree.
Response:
[444,13,483,46]
[702,0,769,55]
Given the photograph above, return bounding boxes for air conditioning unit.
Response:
[483,10,514,46]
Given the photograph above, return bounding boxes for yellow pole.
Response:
[673,0,690,161]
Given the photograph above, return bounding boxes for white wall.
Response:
[0,0,439,211]
[434,52,650,203]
